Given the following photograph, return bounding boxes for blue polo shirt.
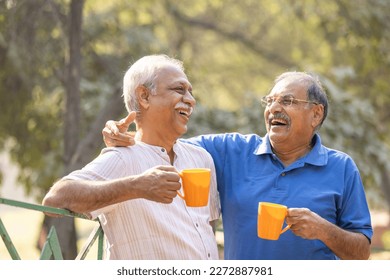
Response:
[186,133,373,260]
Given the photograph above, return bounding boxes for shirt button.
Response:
[161,148,165,152]
[196,223,199,227]
[208,253,210,258]
[281,173,286,176]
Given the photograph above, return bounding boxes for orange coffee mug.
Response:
[257,202,291,240]
[177,168,211,207]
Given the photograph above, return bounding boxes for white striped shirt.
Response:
[64,140,220,260]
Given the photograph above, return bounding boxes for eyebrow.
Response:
[280,93,294,98]
[168,81,193,93]
[267,93,294,98]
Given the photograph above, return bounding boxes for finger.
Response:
[104,128,135,145]
[105,121,120,135]
[165,190,179,199]
[102,127,115,138]
[286,208,300,217]
[161,197,174,204]
[119,111,137,128]
[113,139,135,147]
[167,181,181,190]
[285,216,295,225]
[155,165,179,173]
[158,173,181,184]
[125,131,136,137]
[113,133,135,144]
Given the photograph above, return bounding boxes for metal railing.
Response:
[0,197,104,260]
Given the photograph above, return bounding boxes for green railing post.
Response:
[0,197,89,219]
[0,218,21,260]
[97,226,104,260]
[40,226,64,260]
[0,197,104,260]
[76,224,104,260]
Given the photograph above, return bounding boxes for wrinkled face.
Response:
[263,78,321,149]
[145,66,195,139]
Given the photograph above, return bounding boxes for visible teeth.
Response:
[269,114,289,126]
[176,104,193,117]
[178,108,192,116]
[271,119,286,125]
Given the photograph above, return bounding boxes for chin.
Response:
[268,132,285,143]
[174,126,187,138]
[181,126,188,135]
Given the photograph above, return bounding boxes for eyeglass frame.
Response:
[260,94,319,108]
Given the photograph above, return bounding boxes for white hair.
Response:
[123,54,185,112]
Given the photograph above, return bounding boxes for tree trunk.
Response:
[40,0,84,260]
[64,0,83,166]
[381,169,390,211]
[68,86,124,172]
[38,0,129,260]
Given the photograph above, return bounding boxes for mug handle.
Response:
[177,172,185,200]
[280,224,291,234]
[177,190,185,200]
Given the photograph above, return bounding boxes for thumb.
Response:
[119,111,136,128]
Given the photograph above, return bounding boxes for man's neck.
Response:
[135,129,177,164]
[272,142,313,167]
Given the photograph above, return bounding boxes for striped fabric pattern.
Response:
[64,140,220,260]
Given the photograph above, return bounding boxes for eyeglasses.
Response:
[260,95,319,108]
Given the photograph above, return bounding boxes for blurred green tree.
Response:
[1,0,389,258]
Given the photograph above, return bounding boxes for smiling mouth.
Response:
[179,110,189,116]
[177,109,192,119]
[270,118,288,126]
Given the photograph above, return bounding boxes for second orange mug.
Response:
[177,168,211,207]
[257,202,291,240]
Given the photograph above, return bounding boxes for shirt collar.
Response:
[254,133,327,167]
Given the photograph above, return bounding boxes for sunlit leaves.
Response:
[0,0,389,209]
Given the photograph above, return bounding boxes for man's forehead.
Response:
[270,78,306,96]
[156,66,188,81]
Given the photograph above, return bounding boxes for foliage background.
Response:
[1,0,389,258]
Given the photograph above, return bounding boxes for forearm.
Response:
[43,165,181,216]
[319,220,371,260]
[42,177,141,215]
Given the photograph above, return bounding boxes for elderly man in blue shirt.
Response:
[103,71,372,260]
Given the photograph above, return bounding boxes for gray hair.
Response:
[123,54,185,112]
[274,71,328,126]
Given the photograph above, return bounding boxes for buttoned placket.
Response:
[272,159,307,196]
[173,144,214,259]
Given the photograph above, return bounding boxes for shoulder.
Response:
[98,146,147,167]
[99,146,132,159]
[177,140,211,157]
[311,134,358,170]
[100,145,149,157]
[325,145,354,161]
[323,145,360,171]
[185,132,262,147]
[176,140,215,165]
[64,147,132,180]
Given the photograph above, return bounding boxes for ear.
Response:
[311,104,324,128]
[136,85,150,110]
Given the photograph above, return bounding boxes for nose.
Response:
[183,91,196,107]
[267,98,282,113]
